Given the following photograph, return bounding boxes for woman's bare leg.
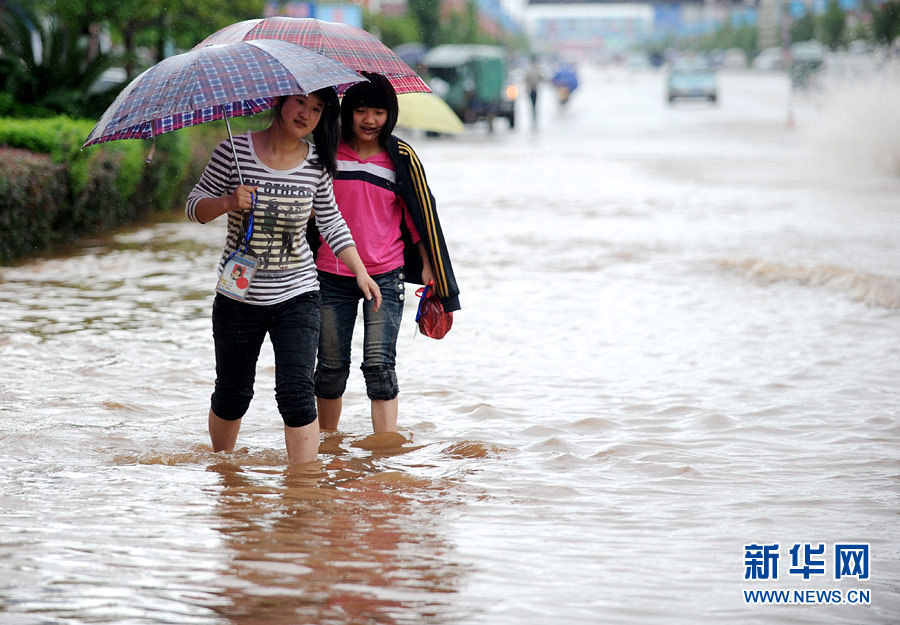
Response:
[284,420,320,464]
[371,398,398,433]
[209,409,241,451]
[317,397,343,431]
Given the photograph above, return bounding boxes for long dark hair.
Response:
[339,72,398,148]
[271,87,340,177]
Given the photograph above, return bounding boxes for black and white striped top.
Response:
[186,133,355,306]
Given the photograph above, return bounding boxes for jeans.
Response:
[315,268,405,401]
[211,291,320,428]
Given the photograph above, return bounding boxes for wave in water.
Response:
[720,257,900,308]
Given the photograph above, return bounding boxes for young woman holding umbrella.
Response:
[186,87,381,465]
[309,73,461,436]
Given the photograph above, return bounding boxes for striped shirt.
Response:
[186,132,355,305]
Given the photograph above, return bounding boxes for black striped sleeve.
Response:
[313,168,355,256]
[185,139,238,223]
[398,140,448,296]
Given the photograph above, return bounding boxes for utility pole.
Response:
[782,1,794,128]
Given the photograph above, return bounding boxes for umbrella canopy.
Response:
[83,39,364,148]
[393,42,427,68]
[195,17,430,95]
[396,93,464,135]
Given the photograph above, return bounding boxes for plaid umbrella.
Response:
[82,39,364,180]
[195,17,430,95]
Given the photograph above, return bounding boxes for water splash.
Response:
[799,58,900,177]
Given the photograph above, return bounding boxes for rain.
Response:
[1,1,899,623]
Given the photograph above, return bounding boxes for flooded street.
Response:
[2,65,899,624]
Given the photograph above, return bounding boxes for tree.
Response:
[34,0,265,78]
[364,13,422,49]
[0,1,122,117]
[818,0,846,50]
[791,12,815,43]
[408,0,441,47]
[695,23,758,60]
[439,0,496,45]
[366,1,505,50]
[872,0,900,45]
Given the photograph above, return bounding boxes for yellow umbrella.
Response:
[396,92,465,135]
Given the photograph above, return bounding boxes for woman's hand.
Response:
[335,245,382,312]
[230,185,258,212]
[421,266,435,290]
[416,241,435,289]
[356,274,382,312]
[194,184,257,223]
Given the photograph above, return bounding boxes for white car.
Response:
[753,48,785,71]
[666,58,718,104]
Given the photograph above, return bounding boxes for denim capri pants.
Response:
[314,267,405,401]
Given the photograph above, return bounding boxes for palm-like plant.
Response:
[0,1,125,118]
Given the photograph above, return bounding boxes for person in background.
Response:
[552,61,579,106]
[186,88,381,465]
[309,72,461,436]
[524,56,544,127]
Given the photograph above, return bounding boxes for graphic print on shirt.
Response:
[245,179,313,271]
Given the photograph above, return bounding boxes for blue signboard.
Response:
[316,4,363,27]
[264,1,314,17]
[263,1,364,27]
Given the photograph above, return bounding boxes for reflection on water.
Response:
[205,448,469,625]
[2,66,900,624]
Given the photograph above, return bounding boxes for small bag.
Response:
[216,194,257,302]
[415,282,453,339]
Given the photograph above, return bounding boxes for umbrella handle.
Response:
[145,138,157,164]
[224,116,244,186]
[224,115,254,246]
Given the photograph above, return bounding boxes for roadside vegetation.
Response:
[0,0,519,263]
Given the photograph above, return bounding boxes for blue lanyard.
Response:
[225,192,256,263]
[415,282,433,323]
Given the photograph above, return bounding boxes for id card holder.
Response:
[217,252,258,301]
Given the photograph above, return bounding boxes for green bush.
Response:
[0,116,195,264]
[0,149,68,260]
[0,93,57,118]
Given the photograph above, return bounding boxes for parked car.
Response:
[422,44,516,130]
[753,47,786,71]
[722,47,749,69]
[666,57,717,104]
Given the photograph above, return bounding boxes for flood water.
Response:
[2,65,899,624]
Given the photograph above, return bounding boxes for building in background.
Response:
[522,0,749,62]
[265,0,521,35]
[264,1,365,27]
[263,0,889,62]
[525,0,657,61]
[521,0,889,62]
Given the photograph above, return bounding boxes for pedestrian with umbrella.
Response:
[310,73,461,437]
[186,88,383,465]
[83,39,381,464]
[195,19,458,437]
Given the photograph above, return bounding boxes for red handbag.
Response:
[414,282,453,339]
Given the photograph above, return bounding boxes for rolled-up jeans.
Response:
[210,291,320,428]
[315,268,405,401]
